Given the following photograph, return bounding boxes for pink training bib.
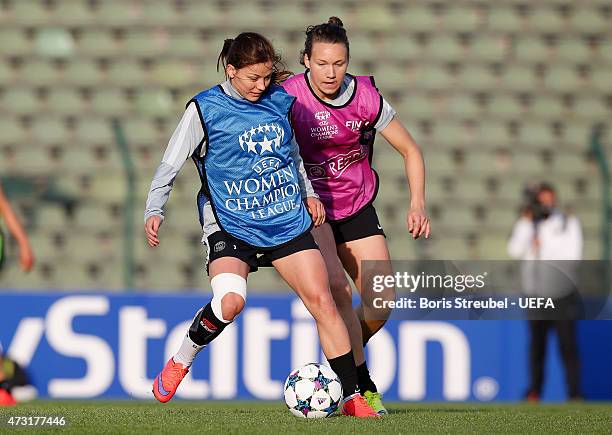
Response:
[283,73,382,221]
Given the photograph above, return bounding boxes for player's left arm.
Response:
[379,118,430,239]
[0,185,34,271]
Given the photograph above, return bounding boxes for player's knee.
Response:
[220,292,245,321]
[308,290,339,321]
[211,273,247,323]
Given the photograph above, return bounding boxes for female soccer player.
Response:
[144,32,378,417]
[282,18,430,414]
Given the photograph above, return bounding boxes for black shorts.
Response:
[205,230,319,274]
[328,204,386,245]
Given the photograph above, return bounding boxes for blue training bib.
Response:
[191,85,312,248]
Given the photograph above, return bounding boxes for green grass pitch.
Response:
[1,401,611,434]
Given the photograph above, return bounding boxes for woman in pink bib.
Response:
[283,17,430,414]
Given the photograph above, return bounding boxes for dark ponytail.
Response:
[300,16,350,65]
[216,32,291,84]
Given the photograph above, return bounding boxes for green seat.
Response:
[31,118,70,145]
[74,203,113,229]
[544,65,582,92]
[396,93,436,120]
[34,27,75,58]
[0,28,32,56]
[598,42,612,64]
[63,60,104,86]
[556,37,592,64]
[95,1,140,27]
[78,30,117,57]
[487,7,522,33]
[11,1,49,26]
[526,7,565,33]
[488,94,523,119]
[107,60,147,87]
[355,5,397,31]
[135,89,174,118]
[428,35,464,62]
[483,207,518,232]
[0,61,14,85]
[123,30,165,57]
[514,36,550,63]
[167,32,205,58]
[47,88,85,115]
[91,88,132,116]
[476,121,512,145]
[512,152,547,174]
[20,60,61,86]
[14,147,49,172]
[423,151,456,173]
[573,96,608,121]
[371,64,407,92]
[443,6,481,32]
[51,0,94,26]
[562,122,591,147]
[381,34,422,63]
[397,5,438,32]
[569,8,607,34]
[431,121,472,147]
[0,119,28,144]
[225,2,268,30]
[518,121,556,147]
[476,235,511,260]
[0,88,39,115]
[37,206,66,228]
[270,3,313,32]
[552,153,590,175]
[469,35,508,62]
[500,65,538,92]
[141,0,181,26]
[123,118,160,145]
[591,68,612,93]
[527,95,565,121]
[151,61,195,87]
[181,1,225,28]
[445,93,482,118]
[414,64,454,92]
[349,34,380,63]
[457,65,497,91]
[75,118,114,145]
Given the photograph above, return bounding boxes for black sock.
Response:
[357,362,377,393]
[188,302,229,346]
[328,351,360,399]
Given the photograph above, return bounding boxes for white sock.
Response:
[173,332,205,368]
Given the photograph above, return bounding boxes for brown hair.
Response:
[300,16,350,65]
[217,32,291,84]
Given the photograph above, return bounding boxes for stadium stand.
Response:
[0,0,609,291]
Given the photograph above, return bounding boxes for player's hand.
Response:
[305,197,325,227]
[145,215,163,247]
[18,243,34,272]
[406,206,430,239]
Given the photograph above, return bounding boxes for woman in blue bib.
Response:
[144,33,378,417]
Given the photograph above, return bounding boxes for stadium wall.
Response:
[1,293,610,401]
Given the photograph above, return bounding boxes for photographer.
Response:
[507,183,583,401]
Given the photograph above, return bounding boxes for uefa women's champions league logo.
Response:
[238,123,285,175]
[239,123,285,155]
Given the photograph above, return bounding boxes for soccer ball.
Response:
[283,363,343,418]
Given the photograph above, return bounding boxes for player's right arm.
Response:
[144,102,204,247]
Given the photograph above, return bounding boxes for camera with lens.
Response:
[522,184,552,223]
